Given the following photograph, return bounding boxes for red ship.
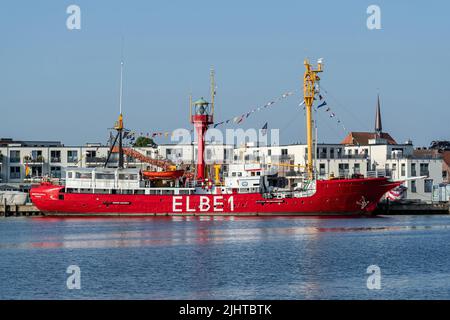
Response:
[30,60,402,216]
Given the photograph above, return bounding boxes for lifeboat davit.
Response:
[142,170,185,180]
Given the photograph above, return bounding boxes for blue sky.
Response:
[0,0,449,146]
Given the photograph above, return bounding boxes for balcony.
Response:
[86,157,107,164]
[387,154,442,160]
[420,170,430,177]
[273,154,295,162]
[23,155,45,164]
[304,154,368,161]
[367,169,391,178]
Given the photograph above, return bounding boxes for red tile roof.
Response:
[443,151,450,167]
[341,132,397,145]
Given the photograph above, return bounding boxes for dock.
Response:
[376,201,450,215]
[1,204,42,217]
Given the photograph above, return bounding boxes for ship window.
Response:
[58,194,64,200]
[76,172,92,179]
[95,173,115,180]
[238,172,242,177]
[119,173,138,180]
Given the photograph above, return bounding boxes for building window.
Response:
[50,166,61,179]
[31,150,43,161]
[51,150,61,163]
[10,150,20,163]
[424,179,433,193]
[354,163,361,174]
[9,166,21,179]
[31,166,43,177]
[330,148,335,159]
[319,163,326,175]
[443,171,447,179]
[318,148,327,159]
[67,150,78,163]
[411,163,417,177]
[401,163,406,177]
[338,163,349,176]
[268,149,272,156]
[420,163,429,177]
[411,180,417,193]
[86,150,96,158]
[281,149,288,155]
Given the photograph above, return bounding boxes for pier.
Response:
[376,201,450,215]
[1,203,42,217]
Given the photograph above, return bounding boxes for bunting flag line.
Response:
[211,90,294,129]
[313,90,347,132]
[317,101,327,109]
[127,87,351,140]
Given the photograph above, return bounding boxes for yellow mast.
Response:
[303,58,323,179]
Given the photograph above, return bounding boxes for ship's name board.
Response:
[172,196,234,213]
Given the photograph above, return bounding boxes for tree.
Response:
[133,136,157,148]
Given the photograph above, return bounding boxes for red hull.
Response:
[30,178,401,216]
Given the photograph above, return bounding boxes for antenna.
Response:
[210,67,215,115]
[119,60,124,114]
[119,37,125,115]
[189,92,192,121]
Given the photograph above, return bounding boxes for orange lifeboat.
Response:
[142,170,185,180]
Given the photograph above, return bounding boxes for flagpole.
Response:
[314,119,318,179]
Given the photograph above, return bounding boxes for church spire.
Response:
[375,94,382,136]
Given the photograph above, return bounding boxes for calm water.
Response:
[1,215,450,300]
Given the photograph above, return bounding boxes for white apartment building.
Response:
[0,137,443,202]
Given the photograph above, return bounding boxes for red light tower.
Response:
[191,97,213,181]
[190,69,215,181]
